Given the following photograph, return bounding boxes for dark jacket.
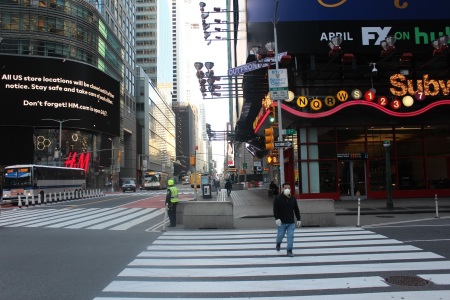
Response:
[273,193,301,224]
[270,182,279,195]
[225,180,232,189]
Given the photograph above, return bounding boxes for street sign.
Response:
[227,52,287,76]
[274,140,293,148]
[268,69,288,101]
[282,129,296,135]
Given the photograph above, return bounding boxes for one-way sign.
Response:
[274,141,293,148]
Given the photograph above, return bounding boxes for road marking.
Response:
[0,207,165,231]
[129,252,442,267]
[64,208,143,229]
[95,228,450,299]
[109,209,164,230]
[137,245,422,258]
[92,290,450,300]
[87,208,155,229]
[118,261,450,278]
[146,238,404,250]
[103,276,388,293]
[153,234,389,245]
[418,273,450,285]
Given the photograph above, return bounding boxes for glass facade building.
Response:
[0,0,136,189]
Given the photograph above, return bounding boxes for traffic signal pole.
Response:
[273,0,285,185]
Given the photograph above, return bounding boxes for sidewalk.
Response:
[208,187,450,229]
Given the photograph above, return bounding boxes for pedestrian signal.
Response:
[265,127,274,150]
[267,154,278,165]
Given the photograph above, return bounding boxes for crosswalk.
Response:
[94,227,450,299]
[0,207,165,230]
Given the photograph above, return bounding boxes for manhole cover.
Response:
[385,275,429,286]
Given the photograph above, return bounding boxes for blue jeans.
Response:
[276,223,295,252]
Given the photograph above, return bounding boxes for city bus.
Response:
[2,164,86,204]
[141,171,168,190]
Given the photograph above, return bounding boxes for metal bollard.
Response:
[18,195,23,208]
[356,197,361,227]
[435,194,440,218]
[49,193,52,203]
[25,195,29,208]
[44,193,48,204]
[38,194,42,206]
[31,194,35,206]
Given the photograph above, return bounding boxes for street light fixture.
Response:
[41,118,80,166]
[383,140,394,209]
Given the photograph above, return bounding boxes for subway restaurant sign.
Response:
[292,73,450,113]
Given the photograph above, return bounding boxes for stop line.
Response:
[94,227,450,299]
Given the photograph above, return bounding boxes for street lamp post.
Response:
[383,140,394,209]
[41,118,80,167]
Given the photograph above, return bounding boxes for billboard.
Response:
[0,54,120,136]
[246,0,450,54]
[247,0,450,22]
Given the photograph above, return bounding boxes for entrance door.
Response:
[339,161,367,200]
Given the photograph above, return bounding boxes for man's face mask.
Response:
[283,188,291,196]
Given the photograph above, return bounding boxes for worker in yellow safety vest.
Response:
[165,179,179,227]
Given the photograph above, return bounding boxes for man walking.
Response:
[165,179,179,227]
[273,182,301,257]
[225,178,232,196]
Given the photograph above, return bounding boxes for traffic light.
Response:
[269,107,276,123]
[265,127,275,150]
[190,154,196,166]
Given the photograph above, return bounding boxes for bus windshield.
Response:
[3,168,32,187]
[144,175,159,183]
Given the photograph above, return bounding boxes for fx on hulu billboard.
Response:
[0,54,120,136]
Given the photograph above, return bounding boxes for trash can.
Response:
[202,183,212,199]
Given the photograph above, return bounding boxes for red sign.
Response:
[64,152,91,172]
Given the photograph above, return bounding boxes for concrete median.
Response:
[298,199,336,227]
[181,200,234,229]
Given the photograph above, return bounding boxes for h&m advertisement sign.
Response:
[0,54,120,136]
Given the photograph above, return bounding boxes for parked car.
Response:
[122,180,136,192]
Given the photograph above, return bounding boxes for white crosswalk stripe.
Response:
[0,208,164,230]
[94,228,450,299]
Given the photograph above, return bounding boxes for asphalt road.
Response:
[0,188,170,300]
[1,187,450,299]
